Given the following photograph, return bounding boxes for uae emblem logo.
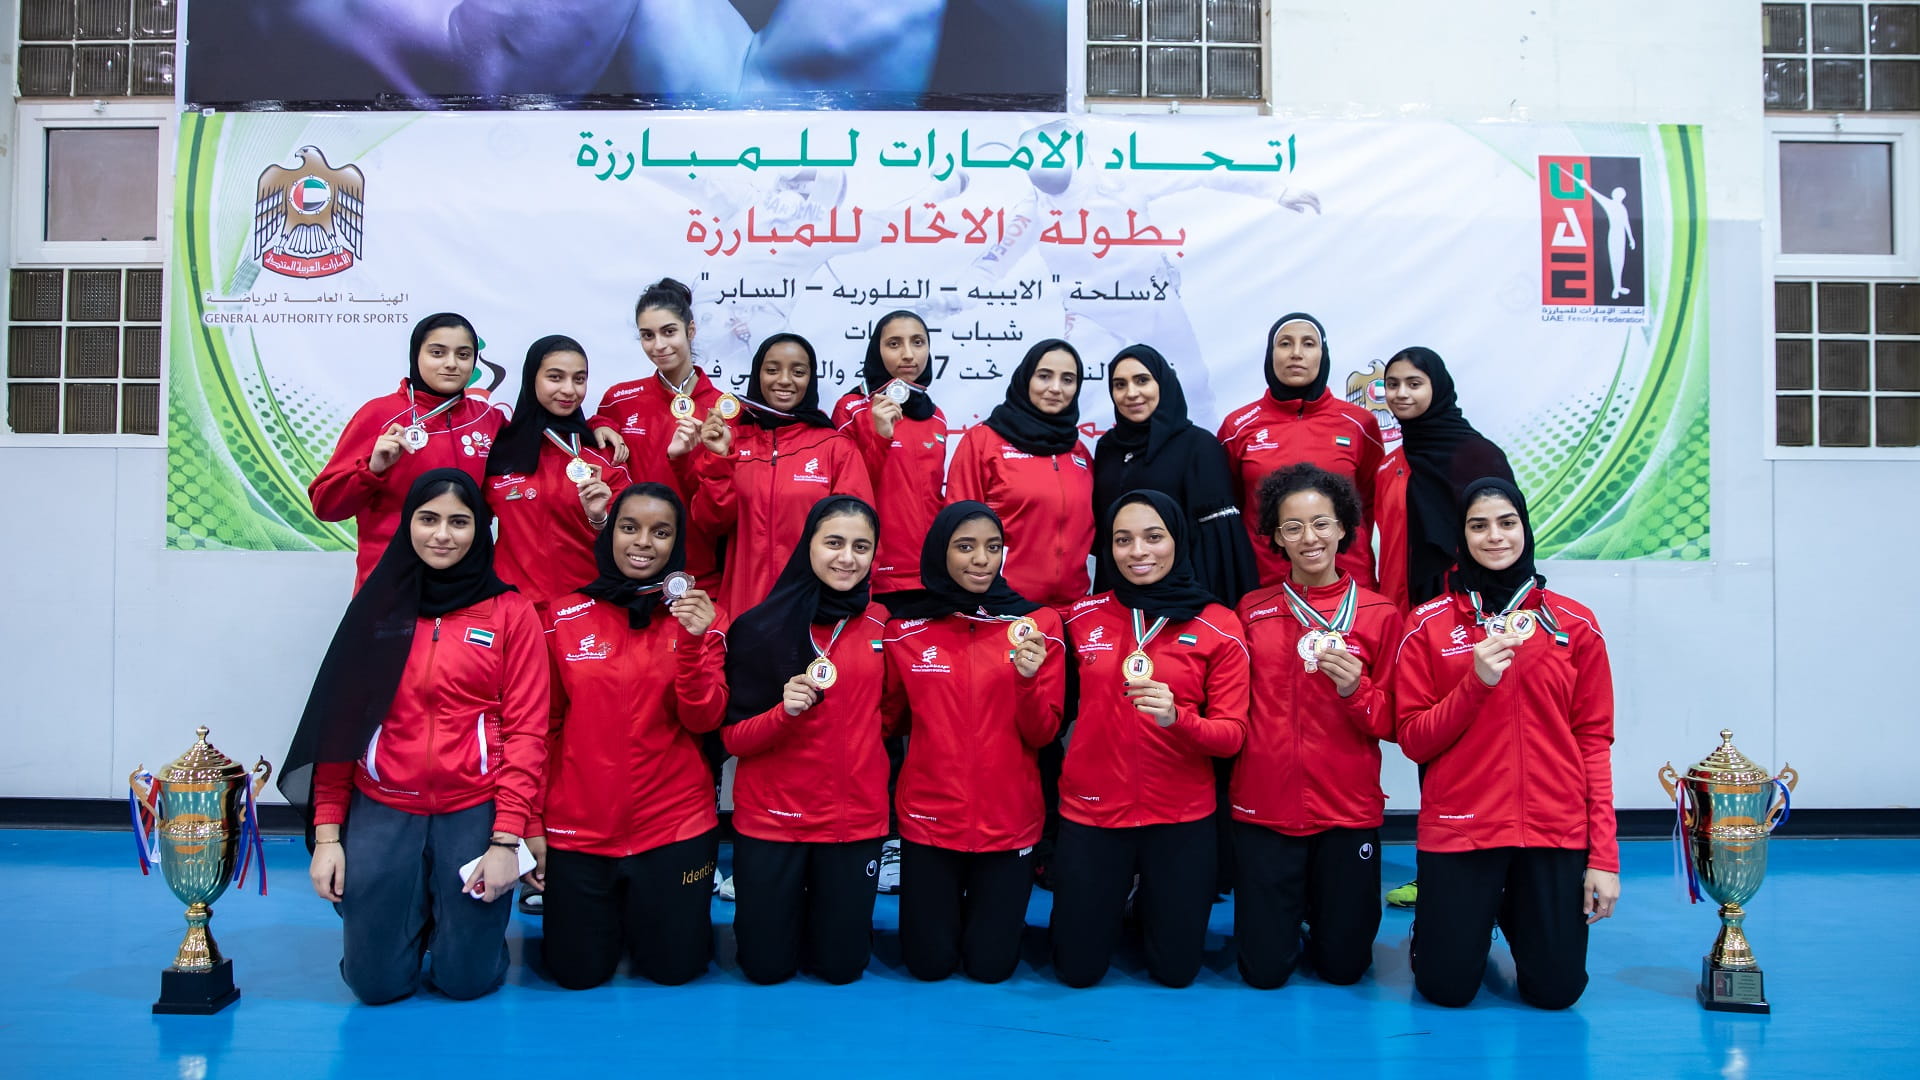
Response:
[251,146,365,279]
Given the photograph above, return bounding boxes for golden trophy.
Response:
[1658,729,1797,1014]
[130,726,272,1015]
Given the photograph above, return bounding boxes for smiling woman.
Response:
[484,335,632,614]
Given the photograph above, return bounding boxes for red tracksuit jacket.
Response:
[832,392,949,595]
[1374,448,1410,612]
[1231,577,1402,834]
[537,594,729,857]
[588,370,735,586]
[1216,392,1385,590]
[486,440,631,613]
[309,381,504,590]
[945,425,1094,609]
[691,424,875,619]
[1392,590,1619,872]
[312,592,550,838]
[722,603,891,844]
[1059,594,1250,828]
[881,609,1066,852]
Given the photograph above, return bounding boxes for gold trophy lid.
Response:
[1684,729,1774,787]
[157,726,248,786]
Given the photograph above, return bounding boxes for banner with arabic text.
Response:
[167,112,1709,559]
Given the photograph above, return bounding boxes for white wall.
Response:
[2,1,1909,808]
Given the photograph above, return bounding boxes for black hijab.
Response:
[1263,312,1331,403]
[280,469,514,826]
[485,334,598,477]
[1098,343,1190,462]
[862,311,937,423]
[983,338,1085,456]
[577,482,688,629]
[1452,477,1542,599]
[743,332,834,430]
[724,496,878,723]
[406,312,479,396]
[1101,489,1216,622]
[881,501,1040,621]
[1393,347,1517,606]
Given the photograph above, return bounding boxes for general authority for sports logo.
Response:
[251,146,365,279]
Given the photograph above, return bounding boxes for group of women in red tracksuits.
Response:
[281,291,1620,1010]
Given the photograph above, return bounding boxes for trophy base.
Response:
[1698,956,1770,1014]
[153,958,240,1015]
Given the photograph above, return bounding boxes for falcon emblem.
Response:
[1345,359,1388,413]
[252,146,364,278]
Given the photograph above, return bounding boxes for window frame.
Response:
[11,102,174,267]
[1080,0,1270,109]
[1764,113,1919,280]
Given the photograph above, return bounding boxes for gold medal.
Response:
[401,425,429,452]
[806,657,839,690]
[1122,650,1154,681]
[1504,610,1538,641]
[1007,616,1039,646]
[715,394,742,420]
[1316,630,1346,656]
[670,393,697,420]
[564,457,594,484]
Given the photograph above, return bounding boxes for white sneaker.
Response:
[877,838,902,895]
[714,872,736,902]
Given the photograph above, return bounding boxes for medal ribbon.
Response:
[811,618,849,660]
[405,385,464,429]
[1531,600,1572,646]
[739,397,800,420]
[542,429,584,459]
[127,771,160,874]
[657,367,699,398]
[1130,609,1170,654]
[1468,580,1535,627]
[1281,579,1358,633]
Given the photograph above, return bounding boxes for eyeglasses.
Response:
[1277,517,1340,542]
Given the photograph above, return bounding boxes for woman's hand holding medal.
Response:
[667,583,716,636]
[1011,635,1046,679]
[869,390,904,440]
[699,410,733,457]
[667,414,702,460]
[1124,675,1177,727]
[575,465,611,525]
[1315,644,1363,698]
[370,423,408,475]
[781,673,821,717]
[1473,630,1521,687]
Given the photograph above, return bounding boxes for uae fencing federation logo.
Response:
[251,146,365,279]
[1539,155,1644,314]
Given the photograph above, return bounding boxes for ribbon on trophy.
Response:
[231,774,269,896]
[129,769,161,874]
[1670,779,1705,904]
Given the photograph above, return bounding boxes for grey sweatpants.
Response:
[338,791,512,1004]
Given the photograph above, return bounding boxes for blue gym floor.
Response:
[2,831,1909,1078]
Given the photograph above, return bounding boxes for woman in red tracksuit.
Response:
[284,468,549,1004]
[832,310,948,596]
[880,501,1065,982]
[1393,477,1620,1009]
[692,333,874,619]
[946,338,1094,609]
[530,482,728,989]
[1217,312,1385,590]
[586,277,731,588]
[309,313,506,591]
[722,496,890,984]
[1231,464,1402,989]
[1051,489,1250,989]
[485,335,632,614]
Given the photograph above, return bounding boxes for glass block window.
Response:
[18,0,177,97]
[1774,280,1920,448]
[1088,0,1262,100]
[1764,3,1920,110]
[6,268,163,435]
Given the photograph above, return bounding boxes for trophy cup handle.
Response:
[1775,763,1798,793]
[1657,763,1680,803]
[1764,763,1798,831]
[249,758,274,798]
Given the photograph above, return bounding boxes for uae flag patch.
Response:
[1334,435,1353,447]
[465,628,495,648]
[1178,633,1200,645]
[871,639,884,651]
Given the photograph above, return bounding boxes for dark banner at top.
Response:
[185,0,1067,112]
